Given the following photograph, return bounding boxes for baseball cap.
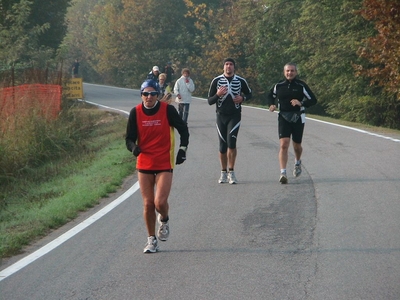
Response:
[152,66,160,72]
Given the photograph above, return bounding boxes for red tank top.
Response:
[136,102,175,170]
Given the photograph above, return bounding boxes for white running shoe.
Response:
[218,171,228,183]
[143,236,158,253]
[279,172,288,184]
[293,161,302,177]
[228,171,237,184]
[157,214,169,241]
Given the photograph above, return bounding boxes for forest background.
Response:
[1,0,399,128]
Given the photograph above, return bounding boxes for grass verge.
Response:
[0,107,135,259]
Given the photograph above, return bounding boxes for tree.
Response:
[60,0,101,81]
[288,0,374,116]
[251,0,303,102]
[0,0,49,67]
[355,0,400,100]
[28,0,71,50]
[185,0,262,96]
[0,0,70,68]
[63,0,200,87]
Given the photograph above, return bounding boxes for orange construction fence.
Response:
[0,84,62,120]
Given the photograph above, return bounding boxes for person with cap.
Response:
[126,79,189,253]
[207,58,252,184]
[173,68,195,124]
[267,62,317,184]
[147,66,160,80]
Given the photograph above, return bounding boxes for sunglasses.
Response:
[141,91,158,97]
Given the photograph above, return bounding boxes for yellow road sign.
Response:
[65,78,83,99]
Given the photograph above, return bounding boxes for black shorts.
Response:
[278,113,305,143]
[216,113,241,153]
[138,169,173,175]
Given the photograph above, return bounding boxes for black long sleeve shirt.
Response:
[267,77,317,112]
[208,74,252,115]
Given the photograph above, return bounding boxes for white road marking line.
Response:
[245,105,400,143]
[83,100,130,116]
[0,182,140,281]
[307,117,400,143]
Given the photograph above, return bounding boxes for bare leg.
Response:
[139,172,173,236]
[154,172,173,220]
[227,147,237,170]
[219,152,228,170]
[138,172,157,236]
[292,141,303,161]
[279,137,290,170]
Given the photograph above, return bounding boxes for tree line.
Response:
[1,0,399,129]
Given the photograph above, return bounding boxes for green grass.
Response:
[0,108,135,258]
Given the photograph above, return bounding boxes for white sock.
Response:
[280,169,286,174]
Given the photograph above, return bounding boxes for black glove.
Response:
[176,147,187,165]
[132,145,141,157]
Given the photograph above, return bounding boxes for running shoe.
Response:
[228,171,237,184]
[279,172,288,184]
[218,171,228,183]
[293,161,302,177]
[143,236,158,253]
[157,214,169,241]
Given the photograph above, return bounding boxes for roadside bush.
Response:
[0,99,98,205]
[0,102,133,258]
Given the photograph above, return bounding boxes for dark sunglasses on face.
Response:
[141,91,158,97]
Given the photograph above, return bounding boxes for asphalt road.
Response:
[1,83,399,300]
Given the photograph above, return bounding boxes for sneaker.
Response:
[157,214,169,241]
[279,172,288,184]
[218,171,228,183]
[228,171,237,184]
[143,236,158,253]
[293,161,302,177]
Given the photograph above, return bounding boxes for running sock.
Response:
[161,216,169,223]
[281,169,287,174]
[295,159,301,165]
[228,168,234,172]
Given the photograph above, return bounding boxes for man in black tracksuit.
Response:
[208,58,252,185]
[267,62,317,184]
